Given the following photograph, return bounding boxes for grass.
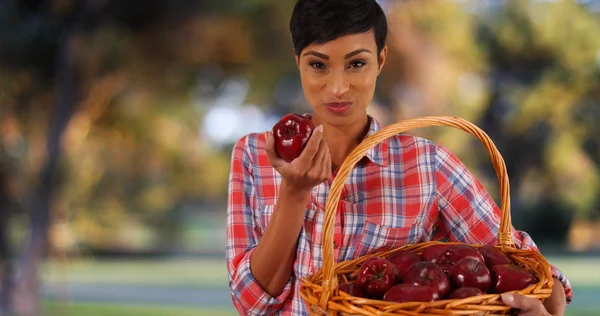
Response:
[565,311,600,316]
[545,257,600,286]
[41,255,600,315]
[43,301,595,316]
[42,255,599,287]
[44,302,236,316]
[42,257,227,288]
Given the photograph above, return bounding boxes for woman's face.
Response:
[295,30,387,128]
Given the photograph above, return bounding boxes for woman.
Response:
[226,0,572,315]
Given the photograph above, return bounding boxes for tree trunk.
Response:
[9,31,78,316]
[0,169,13,316]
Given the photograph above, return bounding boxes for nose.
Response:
[326,71,350,98]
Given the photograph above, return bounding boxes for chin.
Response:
[320,111,351,124]
[321,110,366,128]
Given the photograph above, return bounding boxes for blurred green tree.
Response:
[385,0,599,245]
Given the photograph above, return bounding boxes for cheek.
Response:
[353,72,378,93]
[300,73,323,102]
[354,73,378,105]
[302,74,323,92]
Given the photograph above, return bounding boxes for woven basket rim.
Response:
[300,116,553,314]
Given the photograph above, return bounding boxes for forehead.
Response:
[301,31,377,56]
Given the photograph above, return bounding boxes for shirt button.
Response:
[333,241,339,249]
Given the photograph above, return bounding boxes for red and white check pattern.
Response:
[226,116,573,315]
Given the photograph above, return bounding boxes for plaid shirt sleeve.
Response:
[434,144,573,304]
[225,135,293,315]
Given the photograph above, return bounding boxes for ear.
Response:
[295,53,300,67]
[377,45,388,75]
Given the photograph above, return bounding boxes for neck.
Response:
[312,114,370,171]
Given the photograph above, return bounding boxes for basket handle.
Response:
[318,116,514,309]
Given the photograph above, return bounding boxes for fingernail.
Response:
[316,125,324,133]
[501,293,514,304]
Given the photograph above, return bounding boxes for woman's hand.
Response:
[501,293,562,316]
[265,124,332,192]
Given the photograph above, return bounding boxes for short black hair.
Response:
[290,0,388,56]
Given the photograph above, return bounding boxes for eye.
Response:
[309,62,326,70]
[349,60,366,69]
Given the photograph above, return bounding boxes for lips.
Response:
[325,102,352,114]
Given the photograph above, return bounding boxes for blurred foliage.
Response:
[0,0,599,254]
[386,0,600,233]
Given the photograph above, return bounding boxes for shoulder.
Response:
[386,133,441,157]
[386,133,462,168]
[231,132,268,163]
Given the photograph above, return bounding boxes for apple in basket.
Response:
[478,245,512,269]
[337,283,365,298]
[272,113,314,162]
[423,244,484,274]
[491,264,537,293]
[403,261,451,298]
[386,250,421,281]
[447,287,484,299]
[448,257,492,293]
[445,245,485,265]
[383,284,439,303]
[356,257,397,299]
[421,244,452,273]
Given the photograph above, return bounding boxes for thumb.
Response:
[264,131,284,168]
[501,293,537,310]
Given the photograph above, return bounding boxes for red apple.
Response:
[387,250,421,281]
[272,113,314,162]
[478,245,512,269]
[448,287,484,299]
[422,244,452,273]
[403,261,451,298]
[449,258,492,293]
[446,245,485,265]
[338,283,365,298]
[491,264,537,293]
[356,257,397,299]
[422,244,484,275]
[383,284,440,303]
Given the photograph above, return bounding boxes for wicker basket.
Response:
[299,116,554,315]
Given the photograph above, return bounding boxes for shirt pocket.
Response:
[354,221,416,258]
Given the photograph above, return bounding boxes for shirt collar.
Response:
[363,115,388,167]
[302,113,389,167]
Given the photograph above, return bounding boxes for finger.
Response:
[501,294,544,316]
[311,139,329,181]
[320,144,332,180]
[264,131,284,168]
[306,138,327,181]
[311,137,328,166]
[296,125,323,166]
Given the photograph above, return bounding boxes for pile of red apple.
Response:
[338,245,538,303]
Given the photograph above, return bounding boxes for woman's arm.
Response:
[251,125,331,295]
[544,278,567,315]
[249,181,311,296]
[500,277,566,315]
[226,126,331,315]
[226,135,289,315]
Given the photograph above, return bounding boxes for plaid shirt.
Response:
[226,115,573,315]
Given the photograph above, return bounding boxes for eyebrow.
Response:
[302,51,329,60]
[344,48,372,59]
[302,48,372,60]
